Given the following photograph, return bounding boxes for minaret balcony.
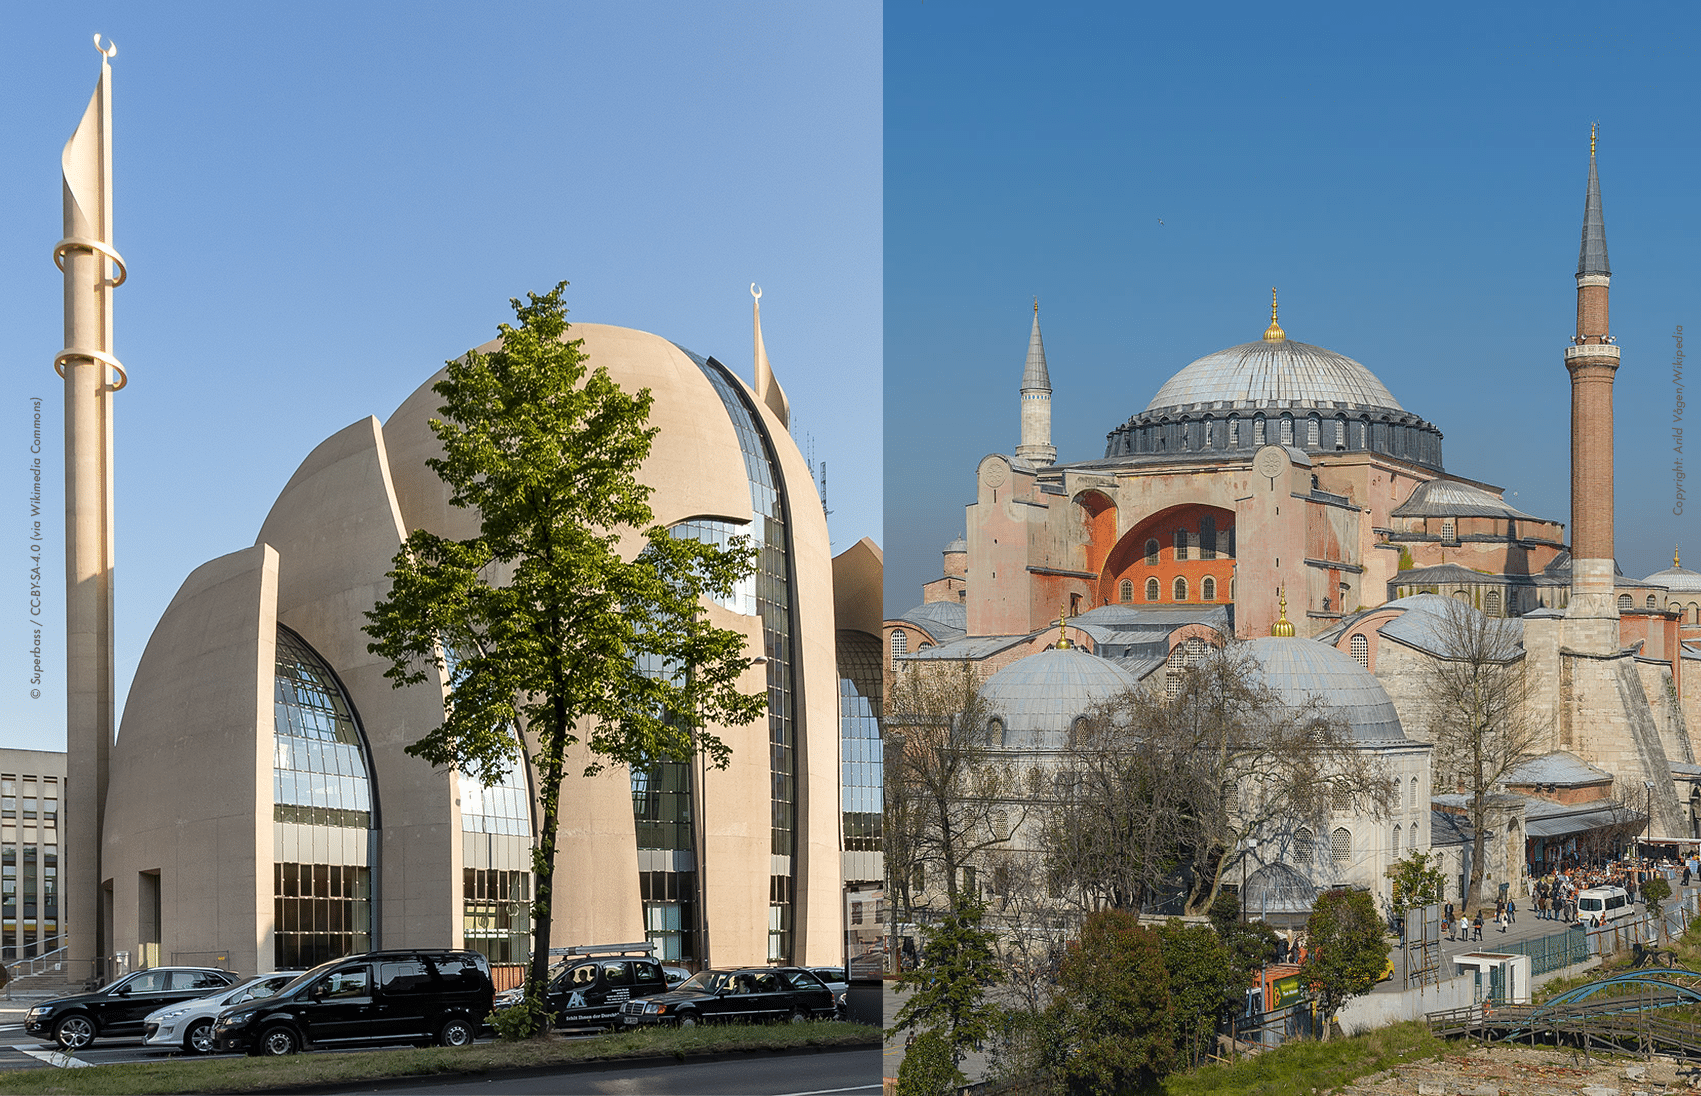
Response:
[1564,344,1620,362]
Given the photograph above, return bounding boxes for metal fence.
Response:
[1496,928,1590,975]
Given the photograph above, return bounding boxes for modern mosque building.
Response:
[98,319,846,977]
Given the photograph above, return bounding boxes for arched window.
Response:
[1202,577,1216,601]
[1119,579,1134,603]
[890,630,907,668]
[1200,516,1217,560]
[986,717,1005,748]
[1350,633,1369,668]
[1335,414,1348,451]
[1332,784,1351,811]
[1649,594,1659,609]
[991,809,1010,842]
[1145,539,1160,565]
[918,642,933,652]
[1174,530,1189,561]
[1173,577,1188,601]
[1280,415,1294,445]
[1618,594,1633,611]
[1295,827,1315,863]
[1393,824,1401,857]
[1410,775,1419,812]
[1485,589,1502,617]
[1691,603,1699,625]
[1332,827,1352,866]
[1069,715,1089,748]
[1146,578,1160,602]
[1440,519,1456,542]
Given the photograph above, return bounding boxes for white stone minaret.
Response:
[56,35,126,981]
[1015,298,1056,465]
[752,283,790,431]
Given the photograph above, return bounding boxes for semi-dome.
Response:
[1239,636,1407,743]
[979,646,1137,742]
[1146,339,1404,414]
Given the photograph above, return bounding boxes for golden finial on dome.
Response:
[1591,122,1598,157]
[1270,587,1296,637]
[1263,286,1285,342]
[1033,295,1039,315]
[1676,545,1682,568]
[1055,606,1073,649]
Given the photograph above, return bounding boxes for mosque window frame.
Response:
[1648,594,1659,610]
[1350,633,1369,668]
[1145,539,1160,566]
[986,717,1006,748]
[891,629,907,668]
[1173,577,1188,602]
[1393,823,1401,857]
[1485,589,1502,618]
[1440,519,1456,543]
[1146,578,1160,602]
[1618,594,1633,611]
[1119,579,1133,603]
[1331,827,1352,866]
[1295,827,1315,863]
[1200,516,1216,560]
[1202,577,1216,602]
[1174,530,1189,561]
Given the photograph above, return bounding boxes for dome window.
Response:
[1648,594,1659,610]
[1440,519,1456,543]
[1119,579,1133,603]
[1350,633,1369,668]
[985,717,1005,748]
[1618,594,1633,611]
[1146,578,1160,602]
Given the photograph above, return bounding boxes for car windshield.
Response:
[677,971,728,993]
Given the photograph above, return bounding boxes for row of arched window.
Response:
[1292,826,1354,866]
[1142,522,1230,564]
[1109,409,1443,469]
[1120,576,1221,603]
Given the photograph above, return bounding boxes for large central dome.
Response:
[1145,338,1404,414]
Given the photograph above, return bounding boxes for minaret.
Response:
[56,36,126,981]
[1565,124,1621,652]
[1015,298,1056,465]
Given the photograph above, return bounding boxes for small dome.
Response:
[944,535,967,554]
[1146,339,1403,414]
[1240,636,1407,743]
[1244,862,1320,916]
[980,647,1137,737]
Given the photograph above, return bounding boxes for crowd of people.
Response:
[1431,853,1700,939]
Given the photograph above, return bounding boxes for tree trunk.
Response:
[525,700,569,1014]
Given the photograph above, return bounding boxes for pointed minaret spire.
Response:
[1015,297,1056,465]
[1263,286,1286,341]
[1579,123,1611,278]
[750,283,789,431]
[1564,124,1622,652]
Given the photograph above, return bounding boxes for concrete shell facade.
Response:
[103,323,841,975]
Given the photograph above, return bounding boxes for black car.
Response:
[211,949,493,1055]
[621,966,834,1027]
[25,967,240,1050]
[494,954,670,1029]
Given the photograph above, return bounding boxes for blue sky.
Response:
[1,4,881,754]
[884,3,1701,615]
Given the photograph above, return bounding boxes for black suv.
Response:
[211,949,493,1055]
[621,966,834,1027]
[25,967,239,1050]
[495,950,670,1030]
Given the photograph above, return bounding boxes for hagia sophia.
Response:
[886,135,1701,913]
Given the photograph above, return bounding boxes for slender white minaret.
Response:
[1015,298,1055,465]
[751,283,790,431]
[56,35,126,981]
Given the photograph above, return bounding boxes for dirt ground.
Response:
[1342,1045,1701,1095]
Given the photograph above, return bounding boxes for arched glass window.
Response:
[1295,827,1314,862]
[890,629,907,668]
[1618,594,1633,611]
[1173,577,1188,601]
[1441,519,1455,542]
[1649,594,1659,610]
[273,626,375,969]
[1350,633,1369,668]
[1410,775,1419,812]
[1393,824,1401,857]
[1146,578,1160,602]
[1691,603,1699,625]
[1145,539,1160,565]
[1202,577,1216,602]
[1119,579,1133,603]
[1174,530,1189,561]
[1307,416,1320,448]
[1200,516,1217,560]
[986,718,1006,748]
[1331,827,1352,865]
[1485,589,1502,617]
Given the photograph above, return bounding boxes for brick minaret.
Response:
[1565,125,1621,652]
[1015,298,1056,465]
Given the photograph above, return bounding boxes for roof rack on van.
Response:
[547,942,657,958]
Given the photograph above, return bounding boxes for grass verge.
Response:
[1152,1020,1449,1096]
[0,1020,878,1095]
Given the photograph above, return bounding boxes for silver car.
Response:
[142,971,305,1054]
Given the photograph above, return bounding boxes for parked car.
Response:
[621,966,834,1027]
[142,970,305,1054]
[662,965,691,988]
[25,967,241,1051]
[211,949,492,1055]
[493,953,670,1029]
[807,965,850,1017]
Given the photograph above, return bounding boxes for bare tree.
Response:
[1423,597,1543,911]
[885,661,1026,919]
[1044,643,1392,916]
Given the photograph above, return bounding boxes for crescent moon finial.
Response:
[93,34,117,60]
[750,283,762,301]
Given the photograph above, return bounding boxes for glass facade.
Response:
[837,631,882,862]
[669,520,758,616]
[0,770,59,960]
[272,626,375,968]
[679,348,801,965]
[461,761,530,837]
[462,868,530,963]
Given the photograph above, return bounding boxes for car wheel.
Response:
[257,1025,299,1056]
[54,1014,95,1051]
[676,1011,698,1028]
[788,1008,808,1024]
[185,1019,215,1055]
[438,1017,476,1048]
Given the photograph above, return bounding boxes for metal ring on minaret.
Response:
[751,283,762,300]
[53,348,127,392]
[54,237,127,287]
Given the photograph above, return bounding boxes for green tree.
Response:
[1300,888,1391,1039]
[1157,918,1232,1068]
[1049,908,1174,1094]
[364,284,765,1035]
[1644,875,1672,929]
[888,891,1004,1094]
[1207,890,1279,997]
[1386,850,1447,920]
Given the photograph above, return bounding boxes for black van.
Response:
[211,949,493,1055]
[493,944,670,1029]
